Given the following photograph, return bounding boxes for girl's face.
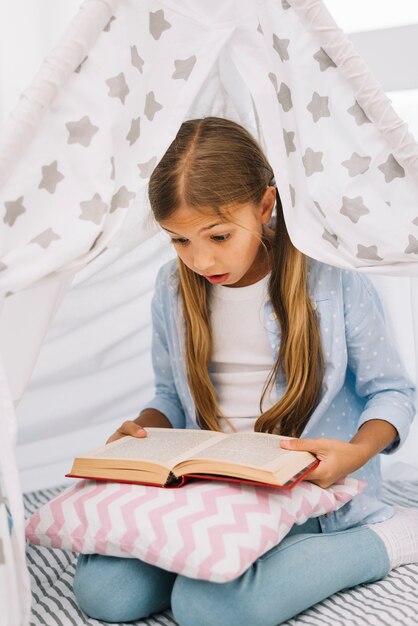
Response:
[159,187,276,288]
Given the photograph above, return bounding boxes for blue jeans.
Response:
[73,517,390,625]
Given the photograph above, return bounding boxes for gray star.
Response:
[273,35,290,62]
[0,262,7,271]
[4,196,26,226]
[110,157,115,180]
[144,91,163,121]
[357,244,383,261]
[257,22,263,34]
[378,154,405,183]
[79,194,108,224]
[307,92,330,122]
[412,216,418,226]
[386,201,391,207]
[405,234,418,254]
[66,116,99,147]
[131,46,144,73]
[314,201,326,217]
[39,161,64,193]
[347,102,371,126]
[289,184,296,207]
[149,9,171,40]
[340,196,370,223]
[268,73,278,91]
[126,117,141,145]
[75,56,88,74]
[30,228,61,248]
[282,0,291,8]
[110,186,136,213]
[138,156,157,179]
[341,153,371,177]
[106,73,129,104]
[172,56,197,81]
[277,82,293,112]
[313,48,336,71]
[283,129,296,156]
[302,148,324,176]
[322,229,339,248]
[103,16,116,32]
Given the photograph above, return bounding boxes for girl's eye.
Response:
[211,234,230,242]
[171,238,189,246]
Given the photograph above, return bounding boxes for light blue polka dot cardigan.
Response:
[141,258,416,533]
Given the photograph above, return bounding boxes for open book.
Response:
[67,428,319,489]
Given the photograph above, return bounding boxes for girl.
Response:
[74,117,418,626]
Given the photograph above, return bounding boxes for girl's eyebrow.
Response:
[162,223,224,235]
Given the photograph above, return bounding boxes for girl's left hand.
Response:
[279,437,367,488]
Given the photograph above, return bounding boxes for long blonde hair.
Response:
[148,117,324,437]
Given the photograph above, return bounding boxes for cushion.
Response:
[25,477,365,583]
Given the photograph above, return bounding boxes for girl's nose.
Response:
[193,249,215,273]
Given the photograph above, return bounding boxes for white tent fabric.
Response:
[1,0,418,623]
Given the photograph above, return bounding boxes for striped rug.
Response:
[24,481,418,626]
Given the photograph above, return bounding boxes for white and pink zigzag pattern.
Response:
[26,477,364,582]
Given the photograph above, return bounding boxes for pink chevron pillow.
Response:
[25,477,364,582]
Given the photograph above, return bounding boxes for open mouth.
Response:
[204,273,230,284]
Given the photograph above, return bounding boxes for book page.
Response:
[183,432,311,470]
[83,428,225,467]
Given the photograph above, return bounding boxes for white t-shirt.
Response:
[210,273,278,433]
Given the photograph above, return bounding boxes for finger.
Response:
[280,437,322,452]
[106,422,147,444]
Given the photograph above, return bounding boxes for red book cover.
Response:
[66,458,319,489]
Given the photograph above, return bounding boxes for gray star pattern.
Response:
[386,201,391,207]
[302,148,324,176]
[39,161,64,193]
[144,91,163,121]
[340,196,370,223]
[0,262,7,271]
[413,216,418,226]
[106,73,129,104]
[347,102,371,126]
[314,201,326,217]
[126,117,141,145]
[104,16,116,32]
[257,22,263,34]
[30,228,61,248]
[110,157,115,180]
[283,129,296,156]
[322,229,339,248]
[273,35,290,62]
[138,157,157,179]
[289,184,296,207]
[75,56,88,74]
[66,116,99,147]
[313,48,336,71]
[307,92,330,122]
[282,0,291,9]
[131,46,144,73]
[268,73,278,91]
[110,186,136,213]
[277,82,293,112]
[149,10,171,40]
[79,194,108,224]
[172,56,197,81]
[341,153,371,177]
[4,196,26,226]
[378,154,405,183]
[357,245,383,261]
[405,234,418,254]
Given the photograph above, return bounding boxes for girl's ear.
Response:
[260,186,277,225]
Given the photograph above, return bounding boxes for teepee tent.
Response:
[1,1,418,623]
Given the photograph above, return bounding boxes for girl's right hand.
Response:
[106,420,148,444]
